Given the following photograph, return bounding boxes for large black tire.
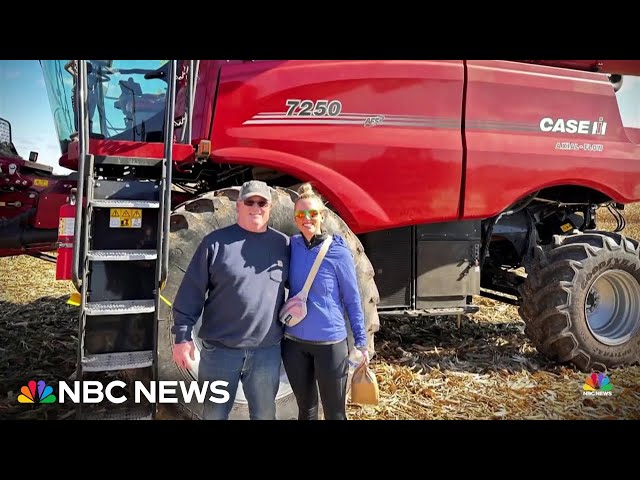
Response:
[157,186,380,419]
[519,230,640,372]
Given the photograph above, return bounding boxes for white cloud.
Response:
[1,69,21,80]
[12,135,71,175]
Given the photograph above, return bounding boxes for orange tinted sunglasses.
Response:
[294,209,320,219]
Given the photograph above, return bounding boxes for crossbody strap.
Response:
[301,235,333,295]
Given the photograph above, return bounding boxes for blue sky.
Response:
[0,60,69,173]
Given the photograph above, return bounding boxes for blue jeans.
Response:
[198,341,282,420]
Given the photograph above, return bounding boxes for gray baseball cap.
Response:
[238,180,272,202]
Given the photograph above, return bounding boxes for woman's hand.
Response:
[357,346,370,365]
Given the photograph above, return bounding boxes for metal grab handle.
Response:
[160,61,177,286]
[72,60,89,291]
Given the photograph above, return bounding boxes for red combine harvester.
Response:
[1,59,639,419]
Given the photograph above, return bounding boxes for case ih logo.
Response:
[540,117,607,136]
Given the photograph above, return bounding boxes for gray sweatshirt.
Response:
[171,223,290,348]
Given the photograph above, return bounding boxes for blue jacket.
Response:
[284,233,367,347]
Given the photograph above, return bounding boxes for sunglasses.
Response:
[243,200,270,207]
[294,209,321,219]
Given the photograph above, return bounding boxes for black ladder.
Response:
[70,60,180,420]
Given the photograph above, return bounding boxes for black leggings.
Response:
[282,337,349,420]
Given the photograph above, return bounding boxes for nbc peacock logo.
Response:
[582,373,613,397]
[18,380,57,404]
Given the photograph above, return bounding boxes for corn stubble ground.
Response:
[1,205,639,420]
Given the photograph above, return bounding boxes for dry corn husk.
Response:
[2,204,640,420]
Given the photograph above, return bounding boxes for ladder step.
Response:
[94,155,164,167]
[93,179,160,202]
[92,199,160,209]
[87,249,158,261]
[85,299,155,316]
[80,404,154,420]
[82,350,154,372]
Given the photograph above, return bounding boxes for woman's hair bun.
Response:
[297,183,314,196]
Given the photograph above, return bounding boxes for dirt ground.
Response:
[1,204,639,420]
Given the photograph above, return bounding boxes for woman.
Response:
[282,183,368,420]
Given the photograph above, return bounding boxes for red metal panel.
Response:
[209,60,465,233]
[61,139,195,170]
[32,192,70,229]
[463,60,640,219]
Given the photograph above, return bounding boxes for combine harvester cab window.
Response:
[613,74,640,130]
[40,60,170,154]
[0,117,20,158]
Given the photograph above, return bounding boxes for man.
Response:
[171,180,290,420]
